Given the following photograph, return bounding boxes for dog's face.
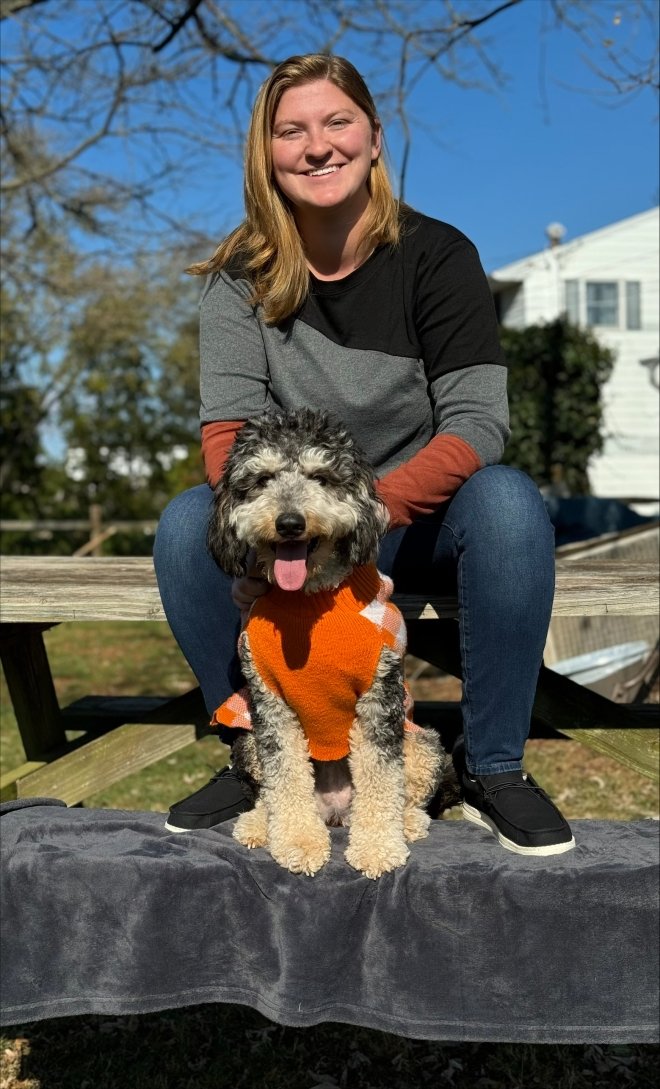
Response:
[208,409,389,592]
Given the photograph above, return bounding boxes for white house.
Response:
[489,207,659,507]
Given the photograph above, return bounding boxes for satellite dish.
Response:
[545,222,567,247]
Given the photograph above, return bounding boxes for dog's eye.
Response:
[251,475,271,491]
[310,473,330,487]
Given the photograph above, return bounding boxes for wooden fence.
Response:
[0,505,157,557]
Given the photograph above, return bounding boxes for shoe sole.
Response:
[164,820,194,833]
[164,811,247,833]
[462,802,575,856]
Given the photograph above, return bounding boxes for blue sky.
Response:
[391,1,659,270]
[181,0,658,274]
[5,1,656,274]
[3,0,657,466]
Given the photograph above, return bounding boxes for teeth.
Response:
[307,166,339,176]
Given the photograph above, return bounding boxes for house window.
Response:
[586,282,619,327]
[564,280,580,323]
[626,281,642,329]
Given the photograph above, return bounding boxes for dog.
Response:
[207,408,457,878]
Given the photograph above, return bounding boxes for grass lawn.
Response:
[1,622,658,1088]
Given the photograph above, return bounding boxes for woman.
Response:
[155,53,574,856]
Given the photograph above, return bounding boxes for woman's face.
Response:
[270,79,381,220]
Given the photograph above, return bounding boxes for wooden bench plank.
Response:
[1,555,658,620]
[0,723,200,806]
[0,687,212,804]
[0,761,47,800]
[0,557,164,622]
[1,554,657,800]
[556,725,659,780]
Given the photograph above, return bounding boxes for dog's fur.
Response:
[208,408,456,878]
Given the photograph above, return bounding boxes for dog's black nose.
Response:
[275,512,306,539]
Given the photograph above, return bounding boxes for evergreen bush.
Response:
[500,317,615,493]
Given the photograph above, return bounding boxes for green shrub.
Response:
[501,317,614,493]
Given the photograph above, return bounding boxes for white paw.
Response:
[344,841,409,879]
[233,810,268,849]
[404,808,431,843]
[270,831,331,876]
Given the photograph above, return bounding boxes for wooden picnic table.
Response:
[0,554,658,805]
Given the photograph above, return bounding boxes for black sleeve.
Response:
[412,232,505,382]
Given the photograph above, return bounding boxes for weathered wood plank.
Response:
[0,687,212,804]
[0,761,47,802]
[1,555,657,799]
[0,555,658,620]
[0,723,200,806]
[556,726,659,781]
[399,561,659,618]
[0,557,164,621]
[531,663,660,781]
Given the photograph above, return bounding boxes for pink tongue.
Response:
[274,541,308,591]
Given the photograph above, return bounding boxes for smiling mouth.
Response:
[269,537,320,591]
[306,165,342,177]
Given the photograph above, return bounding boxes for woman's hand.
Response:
[232,550,269,626]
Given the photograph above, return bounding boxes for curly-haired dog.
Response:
[208,408,456,878]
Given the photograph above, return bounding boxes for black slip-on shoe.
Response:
[164,766,255,833]
[461,768,575,856]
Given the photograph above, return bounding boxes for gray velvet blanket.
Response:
[1,799,658,1043]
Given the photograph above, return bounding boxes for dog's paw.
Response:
[271,831,331,876]
[234,807,268,849]
[344,840,410,880]
[403,806,431,843]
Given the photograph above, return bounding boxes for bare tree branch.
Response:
[192,0,280,66]
[152,0,206,53]
[1,0,656,258]
[0,0,50,19]
[1,0,656,506]
[1,68,124,191]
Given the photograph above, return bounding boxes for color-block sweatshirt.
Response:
[199,209,509,527]
[212,565,422,762]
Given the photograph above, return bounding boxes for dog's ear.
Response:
[347,492,384,567]
[206,484,249,576]
[375,496,391,537]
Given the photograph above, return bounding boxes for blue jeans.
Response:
[153,466,555,775]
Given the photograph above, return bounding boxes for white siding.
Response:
[491,208,660,501]
[497,285,526,327]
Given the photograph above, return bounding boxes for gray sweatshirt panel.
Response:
[199,270,508,475]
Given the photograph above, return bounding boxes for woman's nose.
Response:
[305,128,332,159]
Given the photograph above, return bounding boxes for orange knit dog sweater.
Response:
[212,564,419,761]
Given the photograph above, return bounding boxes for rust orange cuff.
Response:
[201,420,244,487]
[376,433,482,529]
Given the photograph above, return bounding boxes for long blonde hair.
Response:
[188,54,402,325]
